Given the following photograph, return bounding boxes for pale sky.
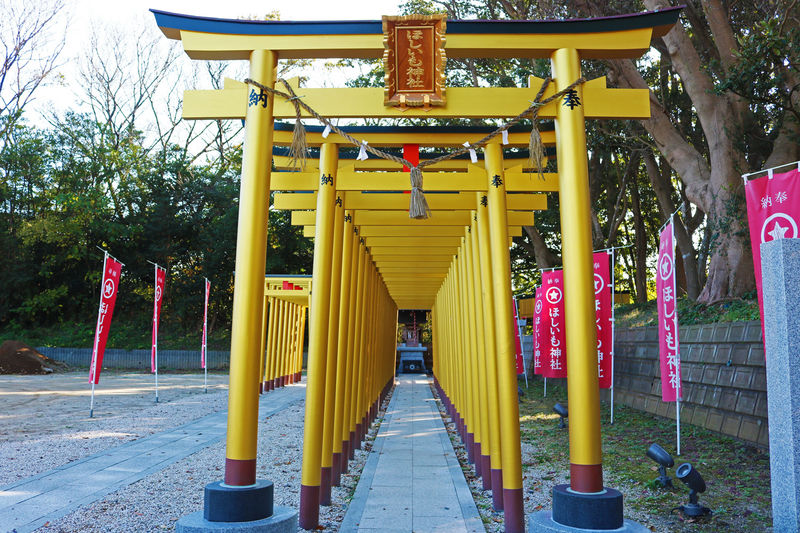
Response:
[31,0,405,124]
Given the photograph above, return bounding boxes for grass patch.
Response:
[519,378,771,532]
[615,295,760,329]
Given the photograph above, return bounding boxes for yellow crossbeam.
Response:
[290,210,533,226]
[273,156,545,172]
[301,226,523,238]
[366,237,461,247]
[183,77,648,120]
[271,165,558,192]
[274,191,546,211]
[273,127,554,148]
[175,28,654,61]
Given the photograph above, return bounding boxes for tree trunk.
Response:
[522,225,561,269]
[643,151,702,300]
[629,179,648,304]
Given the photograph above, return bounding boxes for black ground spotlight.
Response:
[553,403,568,429]
[646,443,674,488]
[673,462,711,517]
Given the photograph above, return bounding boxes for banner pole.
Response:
[153,263,160,404]
[544,377,547,398]
[676,398,681,456]
[89,251,108,418]
[203,278,209,393]
[514,297,528,388]
[610,248,616,425]
[90,382,96,418]
[672,219,681,456]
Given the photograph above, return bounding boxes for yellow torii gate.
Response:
[152,7,680,533]
[260,276,309,391]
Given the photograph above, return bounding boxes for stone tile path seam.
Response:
[0,384,306,533]
[339,376,483,533]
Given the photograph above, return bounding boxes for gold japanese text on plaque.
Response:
[383,15,446,108]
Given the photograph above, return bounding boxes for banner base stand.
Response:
[176,506,296,533]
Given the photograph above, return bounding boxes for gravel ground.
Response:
[0,372,229,487]
[36,387,389,532]
[430,383,691,533]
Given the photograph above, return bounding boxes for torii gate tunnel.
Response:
[153,7,681,533]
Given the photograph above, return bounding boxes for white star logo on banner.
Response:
[546,286,562,304]
[658,253,673,280]
[761,212,798,243]
[103,278,115,298]
[594,273,604,294]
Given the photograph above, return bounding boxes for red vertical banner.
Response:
[532,285,544,375]
[744,167,800,348]
[541,270,567,379]
[593,252,613,389]
[657,220,682,401]
[201,279,210,369]
[512,297,524,375]
[89,255,123,384]
[151,266,166,373]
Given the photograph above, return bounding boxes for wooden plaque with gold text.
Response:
[383,15,446,108]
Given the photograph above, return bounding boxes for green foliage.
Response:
[0,111,312,347]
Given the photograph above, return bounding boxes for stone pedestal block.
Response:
[761,238,800,532]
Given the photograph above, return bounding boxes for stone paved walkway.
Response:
[0,383,306,533]
[340,375,483,533]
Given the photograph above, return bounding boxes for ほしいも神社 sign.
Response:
[383,15,446,108]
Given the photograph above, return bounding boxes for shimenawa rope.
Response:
[244,76,586,219]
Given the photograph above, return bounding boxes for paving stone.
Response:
[339,376,482,533]
[0,384,306,533]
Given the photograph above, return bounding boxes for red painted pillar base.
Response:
[466,432,475,463]
[341,441,351,474]
[331,452,342,486]
[482,456,492,490]
[491,469,504,510]
[298,484,319,530]
[348,431,356,459]
[320,466,332,506]
[354,423,363,449]
[503,487,525,533]
[224,457,257,486]
[474,442,483,477]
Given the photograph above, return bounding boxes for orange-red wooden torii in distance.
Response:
[152,7,680,533]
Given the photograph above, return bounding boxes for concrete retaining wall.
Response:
[609,321,767,448]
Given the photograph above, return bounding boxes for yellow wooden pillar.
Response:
[295,305,307,380]
[258,294,269,394]
[258,296,274,392]
[345,238,366,465]
[224,49,276,487]
[470,212,492,488]
[354,253,373,444]
[320,194,345,505]
[266,298,281,390]
[349,242,368,452]
[299,143,339,529]
[476,189,504,508]
[333,210,356,480]
[464,221,483,474]
[553,47,604,494]
[285,303,298,384]
[484,142,525,532]
[277,299,288,387]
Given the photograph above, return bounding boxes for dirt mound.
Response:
[0,341,66,374]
